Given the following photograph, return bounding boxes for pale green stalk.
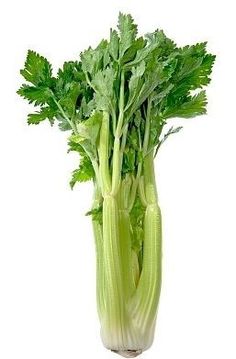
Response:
[111,71,125,196]
[92,185,104,319]
[97,109,162,352]
[127,152,161,350]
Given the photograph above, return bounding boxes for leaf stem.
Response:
[111,71,125,195]
[51,92,77,134]
[143,97,152,156]
[128,163,142,212]
[98,111,111,195]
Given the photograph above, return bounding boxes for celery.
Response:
[17,13,215,357]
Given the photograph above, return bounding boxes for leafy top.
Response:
[18,13,215,191]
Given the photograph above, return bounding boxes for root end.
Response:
[111,349,142,358]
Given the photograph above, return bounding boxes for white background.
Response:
[0,1,236,358]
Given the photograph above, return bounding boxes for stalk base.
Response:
[111,349,142,358]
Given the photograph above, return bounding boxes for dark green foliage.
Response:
[17,84,53,106]
[70,156,95,189]
[27,107,57,125]
[18,12,215,198]
[20,50,53,86]
[85,205,103,225]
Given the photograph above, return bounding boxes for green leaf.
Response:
[123,148,136,174]
[27,107,57,125]
[125,61,145,112]
[148,115,165,150]
[55,61,88,120]
[180,53,216,90]
[76,111,103,145]
[145,30,176,57]
[81,43,105,76]
[57,61,83,85]
[67,135,86,154]
[163,90,207,119]
[20,50,52,86]
[85,205,103,224]
[57,116,72,131]
[80,97,96,117]
[127,60,171,118]
[92,67,115,96]
[70,156,95,189]
[128,126,139,150]
[109,29,119,60]
[118,12,137,58]
[17,84,52,106]
[155,125,183,155]
[97,39,110,68]
[91,67,116,111]
[171,43,216,91]
[152,84,174,107]
[81,48,95,75]
[120,37,146,65]
[130,195,145,254]
[58,82,81,118]
[133,110,142,128]
[161,125,183,142]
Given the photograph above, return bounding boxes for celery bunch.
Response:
[18,13,215,357]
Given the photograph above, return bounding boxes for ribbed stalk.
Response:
[119,209,136,299]
[100,186,143,351]
[131,151,162,349]
[98,111,111,195]
[133,203,162,348]
[101,194,141,351]
[118,176,136,299]
[96,105,162,354]
[93,219,104,319]
[101,194,126,349]
[95,151,162,353]
[92,185,104,319]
